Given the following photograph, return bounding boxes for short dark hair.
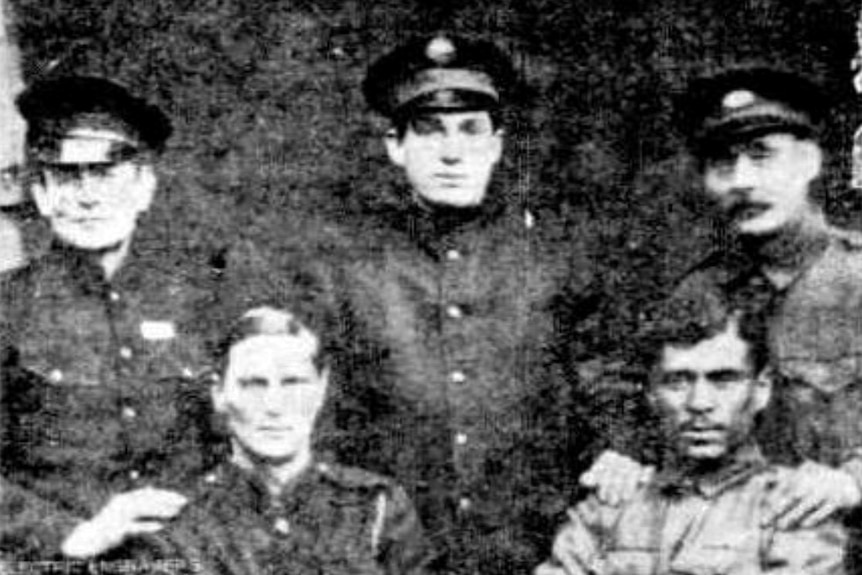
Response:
[637,299,769,380]
[212,305,334,375]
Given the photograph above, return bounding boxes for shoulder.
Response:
[803,226,862,284]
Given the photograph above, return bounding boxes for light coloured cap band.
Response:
[395,68,499,109]
[704,101,811,132]
[34,127,140,165]
[59,128,133,164]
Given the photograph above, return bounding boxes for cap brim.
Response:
[695,116,814,150]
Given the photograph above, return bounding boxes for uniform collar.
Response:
[704,216,832,293]
[211,459,324,514]
[653,443,768,500]
[752,215,830,290]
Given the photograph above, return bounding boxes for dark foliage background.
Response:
[9,0,862,309]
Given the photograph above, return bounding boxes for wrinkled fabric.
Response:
[537,447,847,575]
[132,461,430,575]
[0,222,233,558]
[301,191,608,574]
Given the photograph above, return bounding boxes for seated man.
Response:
[124,305,430,574]
[536,306,847,575]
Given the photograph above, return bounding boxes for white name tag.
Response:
[140,320,176,341]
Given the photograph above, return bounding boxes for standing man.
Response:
[538,307,847,575]
[313,35,605,574]
[0,76,228,560]
[586,66,862,534]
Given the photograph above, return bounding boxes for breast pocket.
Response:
[670,539,760,575]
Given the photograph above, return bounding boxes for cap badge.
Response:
[426,37,456,65]
[722,90,757,110]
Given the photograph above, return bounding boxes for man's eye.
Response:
[705,156,734,173]
[411,118,443,135]
[659,373,692,390]
[709,371,747,387]
[744,142,774,161]
[86,164,114,178]
[238,377,267,389]
[460,120,489,136]
[45,166,83,184]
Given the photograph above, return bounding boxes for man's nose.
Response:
[685,379,716,413]
[71,174,103,206]
[440,134,464,165]
[726,155,758,191]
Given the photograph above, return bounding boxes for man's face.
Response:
[650,323,771,463]
[213,333,327,466]
[32,145,156,251]
[385,110,503,209]
[702,132,823,238]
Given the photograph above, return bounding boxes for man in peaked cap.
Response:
[591,65,862,550]
[0,75,239,561]
[288,34,608,575]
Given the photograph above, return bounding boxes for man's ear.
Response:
[751,367,774,414]
[31,180,54,218]
[384,128,406,167]
[132,164,157,214]
[798,140,824,182]
[489,128,504,165]
[210,377,226,414]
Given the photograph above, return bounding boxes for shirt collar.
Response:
[653,443,768,499]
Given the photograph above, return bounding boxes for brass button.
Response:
[455,432,468,446]
[445,249,461,262]
[450,371,466,384]
[446,305,463,319]
[274,517,290,535]
[119,346,133,360]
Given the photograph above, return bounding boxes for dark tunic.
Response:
[0,221,231,558]
[136,460,429,575]
[299,190,607,574]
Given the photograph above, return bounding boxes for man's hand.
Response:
[579,450,654,506]
[61,487,187,558]
[768,461,862,530]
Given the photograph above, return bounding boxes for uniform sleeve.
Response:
[375,484,433,575]
[764,520,847,575]
[534,497,613,575]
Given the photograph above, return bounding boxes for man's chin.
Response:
[54,228,128,252]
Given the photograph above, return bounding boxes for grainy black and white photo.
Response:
[1,1,862,574]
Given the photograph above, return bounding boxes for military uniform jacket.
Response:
[0,223,229,557]
[667,224,862,484]
[137,460,429,575]
[303,189,606,574]
[536,446,847,575]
